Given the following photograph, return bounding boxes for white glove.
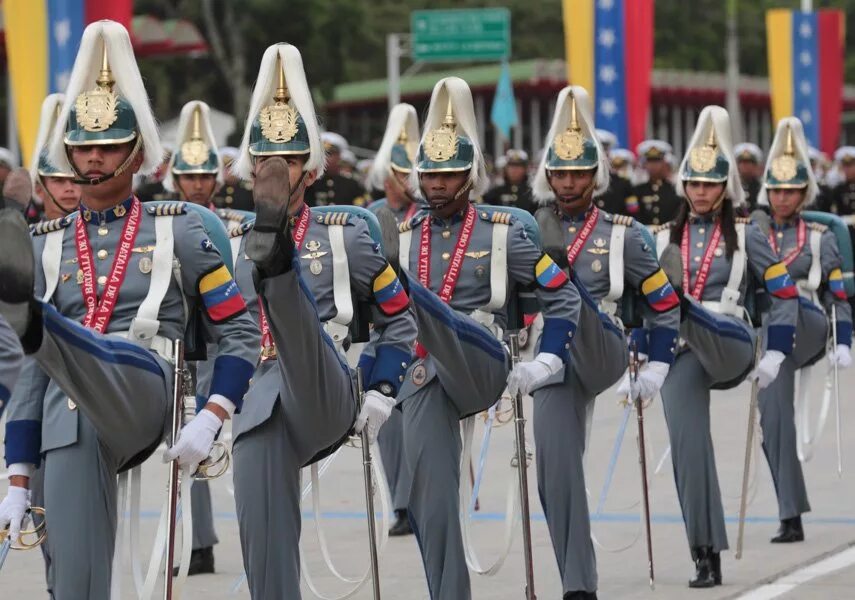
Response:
[355,390,396,445]
[616,361,670,402]
[0,485,30,543]
[163,408,222,467]
[749,350,786,389]
[829,343,852,369]
[507,353,563,397]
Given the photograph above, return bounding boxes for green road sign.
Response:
[411,8,511,62]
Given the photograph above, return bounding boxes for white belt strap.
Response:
[719,223,746,316]
[41,228,65,302]
[605,224,626,302]
[655,228,670,259]
[807,228,823,292]
[230,235,242,272]
[129,216,174,348]
[399,228,413,271]
[483,222,509,312]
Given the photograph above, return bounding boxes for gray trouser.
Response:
[29,465,51,593]
[0,313,23,417]
[759,299,827,520]
[532,295,626,594]
[401,277,509,600]
[34,302,171,599]
[377,408,411,511]
[233,270,355,600]
[190,480,218,550]
[661,299,755,553]
[43,412,119,600]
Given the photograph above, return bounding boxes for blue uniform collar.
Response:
[80,196,135,226]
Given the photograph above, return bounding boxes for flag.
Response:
[767,8,845,154]
[561,0,654,150]
[2,0,132,163]
[490,60,518,140]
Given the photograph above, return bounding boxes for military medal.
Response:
[306,239,321,252]
[139,257,153,274]
[62,273,72,283]
[75,198,143,333]
[475,265,486,278]
[412,364,427,386]
[591,259,603,273]
[310,259,323,275]
[76,269,84,285]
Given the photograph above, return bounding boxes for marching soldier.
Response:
[734,142,764,211]
[595,146,637,216]
[752,118,852,544]
[164,99,228,575]
[633,140,681,226]
[397,76,581,599]
[647,106,799,588]
[304,131,370,207]
[29,94,82,221]
[0,21,258,598]
[531,87,681,600]
[483,149,536,214]
[212,146,255,211]
[228,43,416,598]
[822,147,855,216]
[365,102,422,536]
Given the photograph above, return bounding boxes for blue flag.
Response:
[491,60,518,140]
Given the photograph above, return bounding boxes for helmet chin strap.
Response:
[422,176,472,213]
[549,169,597,206]
[685,183,727,215]
[68,135,143,186]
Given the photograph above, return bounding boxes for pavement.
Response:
[3,359,855,599]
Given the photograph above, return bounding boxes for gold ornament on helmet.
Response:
[553,92,586,161]
[770,124,798,182]
[180,106,211,166]
[423,99,459,161]
[689,124,719,173]
[75,37,119,133]
[259,54,299,143]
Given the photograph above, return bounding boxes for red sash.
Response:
[565,206,600,267]
[768,219,806,266]
[681,221,722,300]
[75,198,142,333]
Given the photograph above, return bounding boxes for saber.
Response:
[0,506,47,574]
[164,338,187,600]
[832,305,842,477]
[735,341,763,560]
[509,334,537,600]
[356,367,382,600]
[630,342,654,588]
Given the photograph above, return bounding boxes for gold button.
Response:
[698,228,705,234]
[442,252,450,260]
[442,230,451,239]
[67,398,77,410]
[399,376,405,382]
[98,227,109,236]
[97,275,107,285]
[653,206,660,213]
[696,242,703,248]
[777,232,784,238]
[569,227,577,233]
[97,249,108,259]
[694,256,701,263]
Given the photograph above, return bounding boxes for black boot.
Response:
[563,591,597,599]
[688,546,716,588]
[172,546,215,576]
[388,509,413,537]
[0,208,41,352]
[771,516,804,543]
[245,157,295,277]
[711,549,722,585]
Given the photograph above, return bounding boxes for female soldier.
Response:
[531,86,681,600]
[650,106,799,588]
[752,117,852,544]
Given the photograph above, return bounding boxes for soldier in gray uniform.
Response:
[0,315,23,419]
[164,99,229,575]
[396,77,581,600]
[30,93,82,222]
[226,43,416,599]
[645,106,799,588]
[0,21,258,599]
[363,102,424,536]
[751,118,853,544]
[530,87,681,600]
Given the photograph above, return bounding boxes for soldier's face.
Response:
[737,160,758,181]
[384,170,411,205]
[419,171,471,217]
[505,164,527,185]
[768,188,805,220]
[547,169,595,213]
[37,177,81,218]
[685,181,725,214]
[70,142,143,202]
[176,174,218,206]
[842,161,855,182]
[645,158,667,180]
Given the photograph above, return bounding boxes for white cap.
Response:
[321,131,348,153]
[734,142,763,163]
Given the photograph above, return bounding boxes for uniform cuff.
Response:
[209,355,255,413]
[367,346,411,396]
[5,420,41,467]
[648,327,679,365]
[767,324,796,354]
[540,318,576,363]
[206,394,236,418]
[7,463,35,479]
[837,321,853,347]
